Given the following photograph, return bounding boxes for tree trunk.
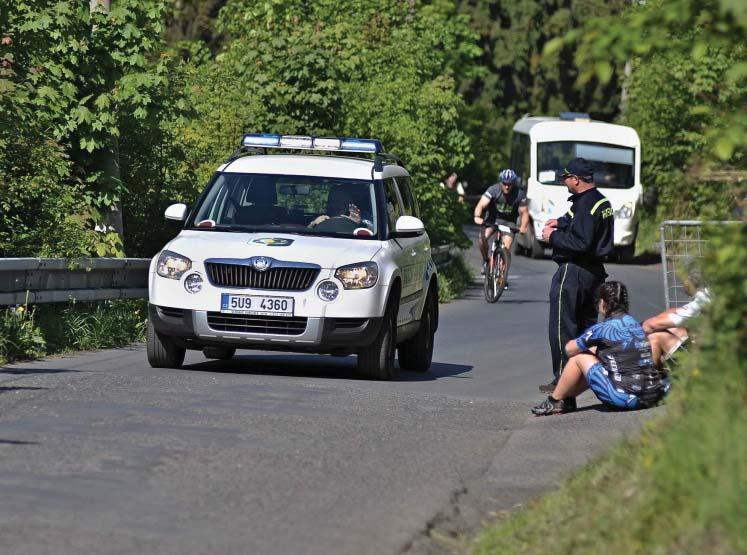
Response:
[89,0,124,245]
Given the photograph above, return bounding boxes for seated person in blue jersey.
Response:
[532,281,668,416]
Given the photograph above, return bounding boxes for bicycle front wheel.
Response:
[484,255,500,303]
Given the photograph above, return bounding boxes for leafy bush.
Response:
[0,300,147,365]
[0,307,46,364]
[36,300,147,353]
[437,254,474,304]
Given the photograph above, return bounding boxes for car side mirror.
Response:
[164,203,188,222]
[393,215,425,238]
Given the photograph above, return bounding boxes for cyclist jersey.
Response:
[575,312,665,404]
[482,185,527,223]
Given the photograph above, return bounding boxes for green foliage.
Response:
[437,254,474,303]
[179,0,477,246]
[0,307,46,364]
[473,224,747,554]
[456,0,628,189]
[36,299,148,352]
[0,0,189,257]
[556,0,747,220]
[0,300,147,365]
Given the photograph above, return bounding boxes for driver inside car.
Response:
[308,185,362,228]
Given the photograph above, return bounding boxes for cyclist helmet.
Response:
[499,168,518,185]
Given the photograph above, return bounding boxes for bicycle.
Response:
[483,223,518,303]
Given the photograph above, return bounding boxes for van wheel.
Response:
[203,347,236,360]
[357,301,397,380]
[530,233,545,259]
[147,319,185,368]
[398,288,436,372]
[617,243,636,264]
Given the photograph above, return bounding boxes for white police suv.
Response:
[147,134,438,379]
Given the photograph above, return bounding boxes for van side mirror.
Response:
[392,215,425,238]
[164,203,188,221]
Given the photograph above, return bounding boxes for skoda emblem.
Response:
[252,257,271,272]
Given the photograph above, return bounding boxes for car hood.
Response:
[161,231,383,269]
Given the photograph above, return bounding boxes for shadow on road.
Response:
[0,367,79,376]
[0,439,39,445]
[182,355,472,382]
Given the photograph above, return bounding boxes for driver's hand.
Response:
[309,215,330,227]
[546,218,559,228]
[474,216,483,225]
[347,203,361,224]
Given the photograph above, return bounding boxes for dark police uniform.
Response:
[548,186,614,379]
[482,184,527,226]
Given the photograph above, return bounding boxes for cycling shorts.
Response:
[587,362,640,409]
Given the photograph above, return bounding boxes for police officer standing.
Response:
[539,157,614,393]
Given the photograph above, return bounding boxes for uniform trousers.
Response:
[548,262,605,378]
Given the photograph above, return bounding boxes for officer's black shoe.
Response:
[538,379,558,393]
[531,396,577,416]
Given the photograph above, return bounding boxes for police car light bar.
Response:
[241,133,383,154]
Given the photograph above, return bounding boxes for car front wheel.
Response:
[147,319,185,369]
[357,300,397,380]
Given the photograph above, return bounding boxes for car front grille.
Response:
[207,312,308,335]
[205,262,319,291]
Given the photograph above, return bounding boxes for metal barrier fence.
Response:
[0,246,457,306]
[659,220,739,308]
[0,258,150,306]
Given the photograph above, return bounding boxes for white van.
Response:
[511,113,642,261]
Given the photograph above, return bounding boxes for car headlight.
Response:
[334,261,379,289]
[615,203,634,219]
[156,250,192,280]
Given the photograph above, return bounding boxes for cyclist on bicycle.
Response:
[473,168,529,276]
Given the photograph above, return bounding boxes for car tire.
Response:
[147,319,185,369]
[203,346,236,360]
[398,288,436,372]
[357,300,398,380]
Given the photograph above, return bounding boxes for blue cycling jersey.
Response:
[575,312,665,403]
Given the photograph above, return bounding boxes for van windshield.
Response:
[537,141,635,189]
[188,173,378,238]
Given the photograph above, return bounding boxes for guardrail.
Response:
[0,246,457,306]
[0,258,150,305]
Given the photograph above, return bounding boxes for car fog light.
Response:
[184,273,203,294]
[317,280,339,302]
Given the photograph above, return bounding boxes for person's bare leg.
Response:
[478,227,492,261]
[650,328,688,366]
[551,353,599,399]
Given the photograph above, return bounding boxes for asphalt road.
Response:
[0,235,664,555]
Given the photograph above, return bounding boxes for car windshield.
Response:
[189,173,378,238]
[537,141,635,189]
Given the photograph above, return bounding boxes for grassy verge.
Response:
[0,300,147,365]
[438,253,474,303]
[473,224,747,555]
